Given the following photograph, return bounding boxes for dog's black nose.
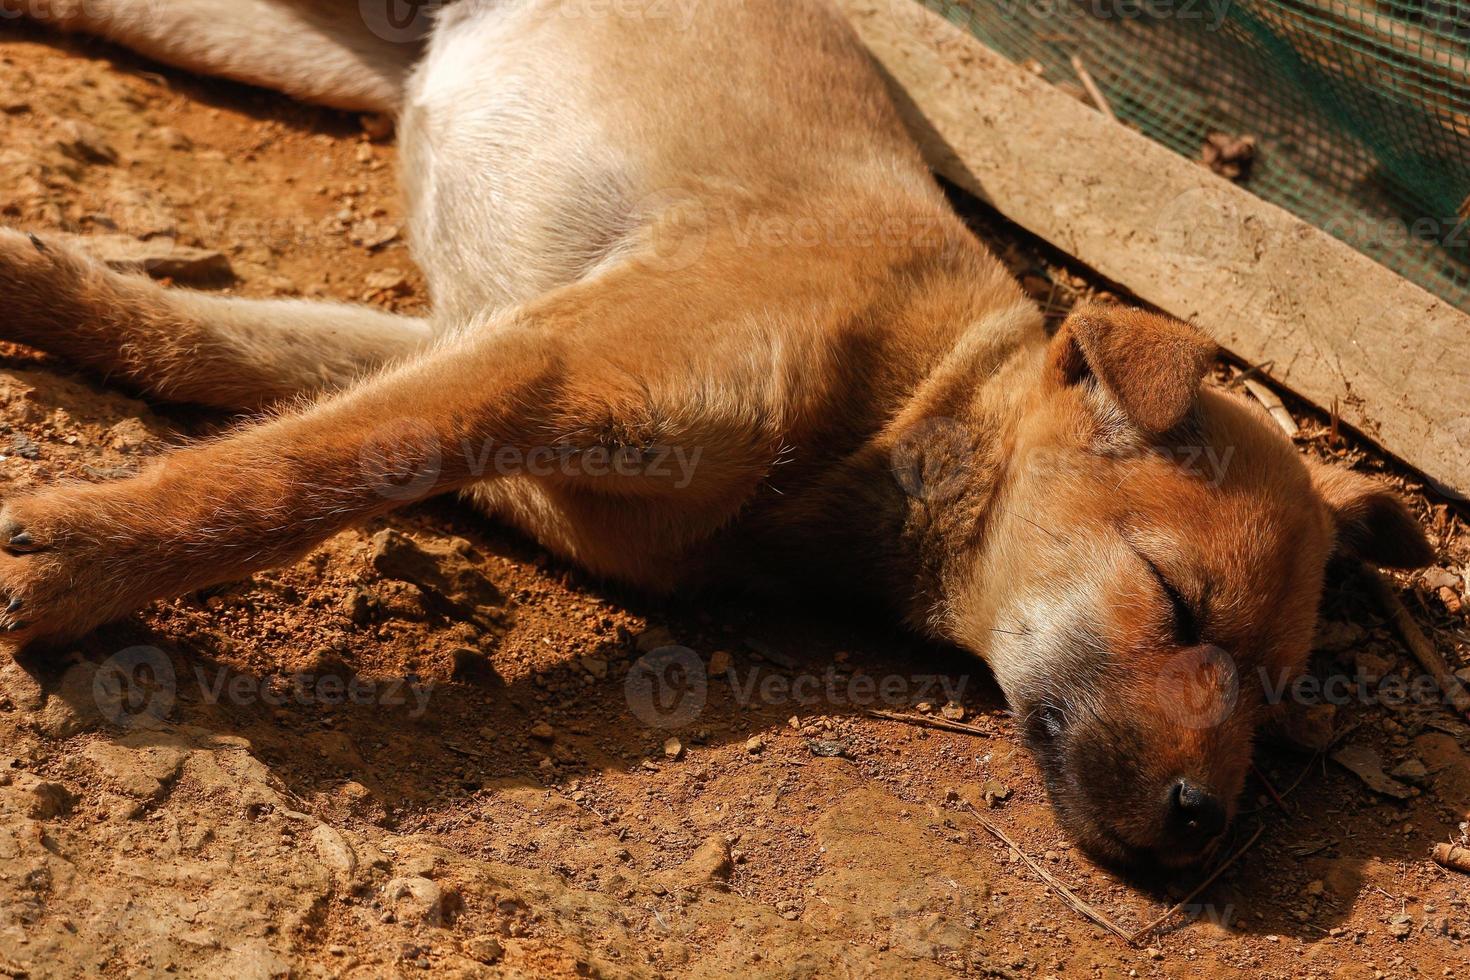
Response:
[1168,779,1227,842]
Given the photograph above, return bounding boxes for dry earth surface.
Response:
[1,20,1469,980]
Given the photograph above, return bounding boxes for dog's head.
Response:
[953,303,1431,869]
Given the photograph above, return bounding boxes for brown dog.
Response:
[0,0,1431,867]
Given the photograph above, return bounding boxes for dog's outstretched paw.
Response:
[0,497,98,646]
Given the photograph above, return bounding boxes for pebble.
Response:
[465,936,504,964]
[635,626,677,653]
[673,835,732,887]
[530,722,556,741]
[664,738,684,760]
[940,702,966,722]
[56,118,119,164]
[708,650,731,675]
[745,736,764,755]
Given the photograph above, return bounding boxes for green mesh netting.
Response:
[919,0,1470,311]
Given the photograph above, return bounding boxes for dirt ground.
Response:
[1,21,1469,980]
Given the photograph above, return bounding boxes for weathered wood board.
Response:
[835,0,1470,500]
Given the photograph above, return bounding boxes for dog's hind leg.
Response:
[20,0,421,112]
[0,228,432,410]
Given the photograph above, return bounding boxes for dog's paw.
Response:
[0,227,88,345]
[0,495,108,647]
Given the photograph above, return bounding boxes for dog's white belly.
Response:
[398,0,647,329]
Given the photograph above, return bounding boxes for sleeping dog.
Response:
[0,0,1431,867]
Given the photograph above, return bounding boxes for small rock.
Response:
[673,835,732,888]
[707,650,731,676]
[155,127,193,151]
[1389,757,1430,787]
[2,776,73,820]
[363,269,410,295]
[349,219,400,250]
[529,722,556,742]
[1423,567,1461,592]
[635,626,677,653]
[1314,620,1366,653]
[579,656,608,680]
[807,739,847,758]
[465,936,504,965]
[1146,946,1164,960]
[74,234,232,284]
[1332,744,1413,799]
[1200,130,1256,182]
[1272,702,1337,752]
[982,780,1012,808]
[1305,879,1325,897]
[311,824,358,876]
[915,701,934,714]
[105,417,155,453]
[383,876,462,926]
[1387,913,1414,939]
[940,702,966,722]
[8,432,39,460]
[745,736,764,755]
[56,119,119,164]
[664,737,684,760]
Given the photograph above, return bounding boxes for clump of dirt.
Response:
[2,22,1469,979]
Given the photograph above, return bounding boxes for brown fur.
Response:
[0,0,1432,867]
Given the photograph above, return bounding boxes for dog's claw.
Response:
[7,531,37,552]
[27,232,47,254]
[5,621,27,633]
[5,597,20,613]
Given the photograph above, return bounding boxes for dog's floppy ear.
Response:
[1309,462,1434,569]
[1046,303,1217,433]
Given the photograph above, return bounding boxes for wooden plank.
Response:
[835,0,1470,500]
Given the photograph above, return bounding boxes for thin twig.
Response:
[1366,568,1470,719]
[964,802,1134,943]
[1127,822,1265,944]
[1069,55,1117,122]
[865,708,993,738]
[1250,762,1291,814]
[1227,360,1275,388]
[1240,377,1300,437]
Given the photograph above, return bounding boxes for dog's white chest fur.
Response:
[401,1,647,328]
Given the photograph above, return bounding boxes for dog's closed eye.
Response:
[1137,552,1203,645]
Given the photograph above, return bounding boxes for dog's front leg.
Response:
[0,277,754,646]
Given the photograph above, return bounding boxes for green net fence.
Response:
[918,0,1470,312]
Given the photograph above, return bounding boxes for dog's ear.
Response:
[1046,303,1217,433]
[1309,462,1434,569]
